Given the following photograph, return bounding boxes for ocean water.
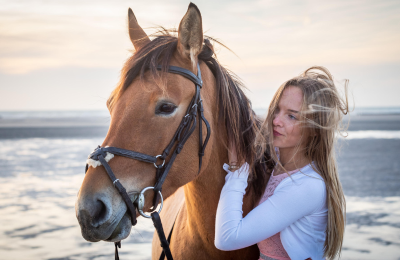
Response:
[0,138,154,260]
[0,110,400,260]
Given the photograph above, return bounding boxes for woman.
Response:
[215,66,348,260]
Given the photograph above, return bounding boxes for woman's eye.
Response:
[289,114,297,120]
[156,103,177,115]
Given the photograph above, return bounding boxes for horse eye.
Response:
[156,103,177,115]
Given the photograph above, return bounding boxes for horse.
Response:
[75,3,270,259]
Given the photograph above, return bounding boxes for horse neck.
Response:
[182,128,255,247]
[180,62,255,246]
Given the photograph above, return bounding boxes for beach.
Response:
[0,111,399,259]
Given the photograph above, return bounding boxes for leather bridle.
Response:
[85,63,210,260]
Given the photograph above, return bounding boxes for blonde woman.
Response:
[215,67,348,260]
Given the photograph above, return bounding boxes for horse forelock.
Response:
[106,28,270,204]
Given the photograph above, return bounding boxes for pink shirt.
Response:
[257,169,299,260]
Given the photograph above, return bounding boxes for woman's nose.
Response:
[273,113,282,127]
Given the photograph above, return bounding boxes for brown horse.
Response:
[75,3,270,259]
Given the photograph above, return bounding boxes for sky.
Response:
[0,0,399,111]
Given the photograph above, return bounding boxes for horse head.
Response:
[76,5,268,259]
[76,3,217,242]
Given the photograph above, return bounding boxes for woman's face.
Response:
[272,86,305,149]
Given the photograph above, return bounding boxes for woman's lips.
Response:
[273,130,282,137]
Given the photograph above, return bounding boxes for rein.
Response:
[85,63,210,260]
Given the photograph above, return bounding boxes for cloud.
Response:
[0,0,399,109]
[0,0,185,74]
[1,0,399,73]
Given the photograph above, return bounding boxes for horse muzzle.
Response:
[75,191,138,242]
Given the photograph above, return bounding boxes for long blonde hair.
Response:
[257,66,349,259]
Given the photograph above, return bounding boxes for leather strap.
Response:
[152,212,173,260]
[152,100,198,197]
[152,65,206,208]
[114,241,121,260]
[198,99,210,172]
[159,220,175,260]
[89,146,157,164]
[158,200,181,260]
[157,65,203,88]
[98,155,137,226]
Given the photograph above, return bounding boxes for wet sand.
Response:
[344,114,400,131]
[0,116,110,139]
[1,114,400,139]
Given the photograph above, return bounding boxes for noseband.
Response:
[85,63,210,260]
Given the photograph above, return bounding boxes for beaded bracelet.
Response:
[228,163,240,171]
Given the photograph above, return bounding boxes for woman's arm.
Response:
[215,163,325,251]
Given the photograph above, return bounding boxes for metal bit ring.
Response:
[154,155,165,169]
[137,186,163,218]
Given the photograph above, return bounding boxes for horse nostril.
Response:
[92,199,108,227]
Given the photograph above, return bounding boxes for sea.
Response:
[0,108,399,260]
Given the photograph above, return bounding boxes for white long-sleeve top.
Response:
[215,163,328,260]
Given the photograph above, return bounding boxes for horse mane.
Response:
[107,28,272,204]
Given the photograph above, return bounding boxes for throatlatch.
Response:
[85,63,210,260]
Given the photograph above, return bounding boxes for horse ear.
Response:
[177,3,203,67]
[128,8,151,50]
